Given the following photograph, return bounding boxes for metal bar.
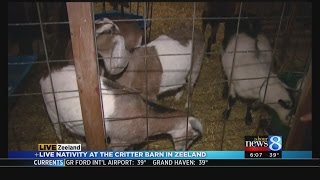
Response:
[185,2,197,150]
[220,2,244,151]
[36,2,65,143]
[91,2,108,149]
[8,22,69,26]
[8,15,311,27]
[143,2,149,150]
[262,2,286,104]
[147,2,153,41]
[137,2,139,16]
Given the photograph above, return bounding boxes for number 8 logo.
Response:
[269,136,282,151]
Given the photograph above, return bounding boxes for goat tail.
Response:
[189,117,203,135]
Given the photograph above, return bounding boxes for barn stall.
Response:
[8,2,312,150]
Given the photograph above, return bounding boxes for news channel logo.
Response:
[245,135,282,152]
[268,135,282,151]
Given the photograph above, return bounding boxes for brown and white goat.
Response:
[95,18,205,107]
[65,17,142,60]
[40,65,203,150]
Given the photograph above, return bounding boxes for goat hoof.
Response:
[222,109,230,120]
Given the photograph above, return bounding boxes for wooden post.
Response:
[66,2,106,150]
[285,62,312,150]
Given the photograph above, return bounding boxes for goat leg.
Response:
[205,24,219,57]
[245,103,253,125]
[223,96,236,120]
[222,76,229,99]
[206,35,212,57]
[202,10,208,33]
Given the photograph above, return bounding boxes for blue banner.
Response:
[8,151,312,159]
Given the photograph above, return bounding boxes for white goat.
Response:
[95,18,205,107]
[40,65,203,150]
[221,32,293,126]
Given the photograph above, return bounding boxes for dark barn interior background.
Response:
[8,2,312,150]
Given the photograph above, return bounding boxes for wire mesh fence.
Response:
[8,2,312,151]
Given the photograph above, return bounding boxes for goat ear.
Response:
[278,99,293,109]
[95,18,120,34]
